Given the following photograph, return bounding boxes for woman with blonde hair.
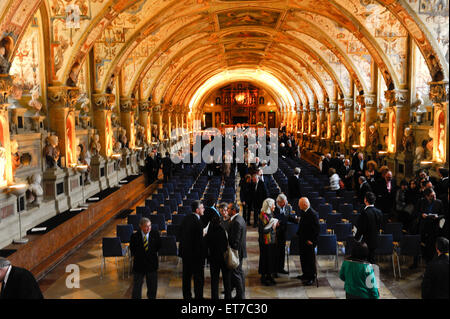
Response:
[258,198,279,286]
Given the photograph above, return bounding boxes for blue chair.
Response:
[317,234,338,270]
[326,213,342,230]
[116,224,134,244]
[319,222,328,235]
[167,224,180,242]
[173,193,183,205]
[375,234,396,278]
[183,199,193,208]
[187,192,199,201]
[101,237,128,279]
[150,214,166,232]
[338,203,354,220]
[127,214,142,231]
[334,223,353,242]
[330,197,345,211]
[311,197,325,211]
[384,223,403,243]
[342,190,355,204]
[397,235,421,278]
[319,204,332,220]
[157,206,172,221]
[159,236,178,257]
[153,193,164,203]
[349,213,360,226]
[145,199,159,212]
[171,214,185,226]
[286,223,298,241]
[136,206,151,219]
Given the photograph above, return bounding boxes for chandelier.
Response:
[234,93,247,104]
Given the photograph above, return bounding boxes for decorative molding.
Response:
[0,74,13,106]
[138,101,151,112]
[429,81,449,104]
[384,89,409,107]
[119,98,137,112]
[47,86,80,110]
[92,94,115,111]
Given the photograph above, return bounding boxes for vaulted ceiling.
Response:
[1,0,448,113]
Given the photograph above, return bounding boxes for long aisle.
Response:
[39,174,422,299]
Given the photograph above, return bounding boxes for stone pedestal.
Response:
[121,148,132,175]
[65,168,83,208]
[395,152,414,181]
[90,155,108,190]
[43,168,68,213]
[105,158,118,189]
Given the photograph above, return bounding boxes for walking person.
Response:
[227,202,247,299]
[130,217,161,299]
[274,194,295,275]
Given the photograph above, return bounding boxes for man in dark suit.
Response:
[357,176,373,204]
[161,152,172,182]
[0,258,43,299]
[227,202,247,299]
[251,174,268,228]
[355,192,383,264]
[130,217,161,299]
[352,152,367,185]
[321,154,331,175]
[422,237,449,299]
[374,170,397,219]
[296,197,320,286]
[179,200,206,299]
[414,188,444,263]
[435,168,449,202]
[274,194,297,275]
[288,168,302,201]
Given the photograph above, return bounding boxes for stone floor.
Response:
[39,178,425,299]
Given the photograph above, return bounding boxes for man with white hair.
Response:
[274,194,296,275]
[296,197,320,286]
[288,167,302,201]
[0,257,43,299]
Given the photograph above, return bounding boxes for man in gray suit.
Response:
[227,202,247,299]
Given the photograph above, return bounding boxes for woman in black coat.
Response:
[205,214,231,299]
[239,174,252,226]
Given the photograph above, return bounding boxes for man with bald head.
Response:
[296,197,320,285]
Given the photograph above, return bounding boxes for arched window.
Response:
[259,97,265,105]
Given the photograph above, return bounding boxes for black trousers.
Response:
[182,260,204,299]
[299,242,316,280]
[131,271,157,299]
[210,261,231,299]
[275,239,286,272]
[230,257,245,299]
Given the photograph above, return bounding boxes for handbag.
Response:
[224,231,240,269]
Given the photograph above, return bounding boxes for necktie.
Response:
[143,235,149,252]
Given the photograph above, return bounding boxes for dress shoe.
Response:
[303,279,315,286]
[297,275,306,280]
[278,269,289,275]
[268,276,276,285]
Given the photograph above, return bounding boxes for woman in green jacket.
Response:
[339,241,380,299]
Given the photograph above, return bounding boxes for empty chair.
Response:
[172,214,186,225]
[397,235,421,278]
[150,214,166,232]
[324,191,337,202]
[116,224,134,244]
[338,203,354,220]
[157,206,172,221]
[349,213,360,226]
[179,206,192,215]
[319,222,328,235]
[310,197,325,211]
[308,191,319,199]
[101,237,128,279]
[165,199,178,214]
[384,223,404,243]
[159,236,178,257]
[342,190,355,204]
[167,224,180,242]
[187,191,199,201]
[326,213,342,230]
[136,206,151,218]
[319,204,332,220]
[127,214,142,232]
[153,193,164,203]
[375,234,396,278]
[334,223,353,242]
[317,234,338,270]
[330,197,345,211]
[286,223,299,241]
[145,199,159,212]
[173,193,183,205]
[183,199,193,208]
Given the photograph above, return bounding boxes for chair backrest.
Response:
[349,213,360,226]
[288,235,300,255]
[319,203,332,220]
[334,223,353,242]
[102,237,124,257]
[157,206,172,220]
[319,222,328,235]
[159,236,178,256]
[384,223,403,242]
[150,214,166,231]
[343,191,355,204]
[183,199,193,208]
[116,224,134,244]
[145,199,159,212]
[286,223,299,241]
[153,193,164,203]
[375,234,393,255]
[317,234,337,255]
[326,213,342,229]
[180,206,191,215]
[311,197,325,211]
[166,224,180,242]
[338,203,354,219]
[399,235,421,257]
[136,206,151,219]
[127,213,142,231]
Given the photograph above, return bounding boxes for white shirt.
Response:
[364,205,374,210]
[230,213,239,222]
[3,265,12,286]
[330,173,341,191]
[141,231,149,242]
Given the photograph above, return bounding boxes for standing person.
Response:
[395,179,411,227]
[0,258,43,299]
[321,154,331,175]
[161,152,172,182]
[339,242,380,299]
[422,237,449,299]
[205,213,231,299]
[296,197,320,286]
[217,202,230,232]
[414,188,444,263]
[329,168,341,196]
[130,218,161,299]
[352,152,367,186]
[355,192,383,264]
[274,194,295,275]
[288,167,302,201]
[258,198,279,286]
[227,202,247,299]
[179,200,206,299]
[239,174,252,226]
[374,170,397,221]
[251,174,268,228]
